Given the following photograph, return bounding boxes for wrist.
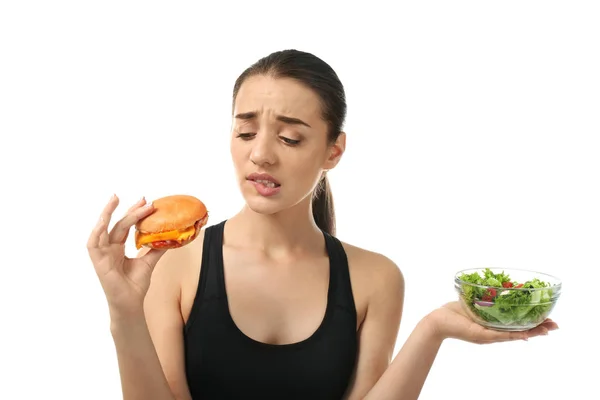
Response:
[109,308,147,331]
[420,310,447,343]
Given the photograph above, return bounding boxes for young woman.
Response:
[87,49,558,400]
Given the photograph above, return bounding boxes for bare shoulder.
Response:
[341,241,404,295]
[339,241,405,326]
[137,230,206,291]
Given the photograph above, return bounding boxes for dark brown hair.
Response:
[232,49,347,236]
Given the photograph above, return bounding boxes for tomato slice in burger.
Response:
[151,240,180,249]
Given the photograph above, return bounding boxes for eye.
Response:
[236,133,255,140]
[280,136,301,146]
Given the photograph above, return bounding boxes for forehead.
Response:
[233,75,324,126]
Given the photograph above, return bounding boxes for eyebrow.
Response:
[234,111,311,128]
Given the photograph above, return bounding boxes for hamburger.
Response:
[134,194,209,250]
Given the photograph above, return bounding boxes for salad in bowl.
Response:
[454,268,562,331]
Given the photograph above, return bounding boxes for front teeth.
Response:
[256,179,277,188]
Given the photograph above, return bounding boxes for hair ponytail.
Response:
[312,175,335,236]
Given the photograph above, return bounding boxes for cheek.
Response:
[229,142,247,168]
[291,153,325,180]
[302,148,328,168]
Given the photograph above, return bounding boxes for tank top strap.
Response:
[197,220,227,301]
[322,232,357,316]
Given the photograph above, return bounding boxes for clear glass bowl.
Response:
[454,268,562,331]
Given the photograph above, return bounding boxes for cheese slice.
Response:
[136,225,196,249]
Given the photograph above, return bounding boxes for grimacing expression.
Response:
[230,75,344,215]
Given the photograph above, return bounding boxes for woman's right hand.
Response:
[87,195,168,317]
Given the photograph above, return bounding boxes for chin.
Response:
[242,196,286,215]
[237,184,285,215]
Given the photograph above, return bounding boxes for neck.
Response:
[225,197,324,258]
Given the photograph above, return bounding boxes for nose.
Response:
[250,132,277,167]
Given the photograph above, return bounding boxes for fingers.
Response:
[477,328,527,344]
[480,320,559,343]
[525,319,559,338]
[541,318,559,331]
[117,197,150,244]
[109,200,155,245]
[531,325,550,337]
[126,196,148,214]
[87,195,120,249]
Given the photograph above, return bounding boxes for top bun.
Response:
[135,194,208,233]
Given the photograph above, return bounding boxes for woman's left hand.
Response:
[429,301,559,344]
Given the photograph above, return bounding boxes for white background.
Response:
[1,1,598,399]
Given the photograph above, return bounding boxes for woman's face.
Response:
[230,75,344,215]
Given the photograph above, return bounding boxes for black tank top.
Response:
[183,220,358,399]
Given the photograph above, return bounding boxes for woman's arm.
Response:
[339,250,443,400]
[109,247,194,400]
[110,312,179,400]
[342,249,558,400]
[360,300,558,400]
[361,316,442,400]
[341,252,405,400]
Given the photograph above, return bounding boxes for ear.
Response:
[322,132,346,170]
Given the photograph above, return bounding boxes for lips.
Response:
[246,172,281,187]
[246,172,282,197]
